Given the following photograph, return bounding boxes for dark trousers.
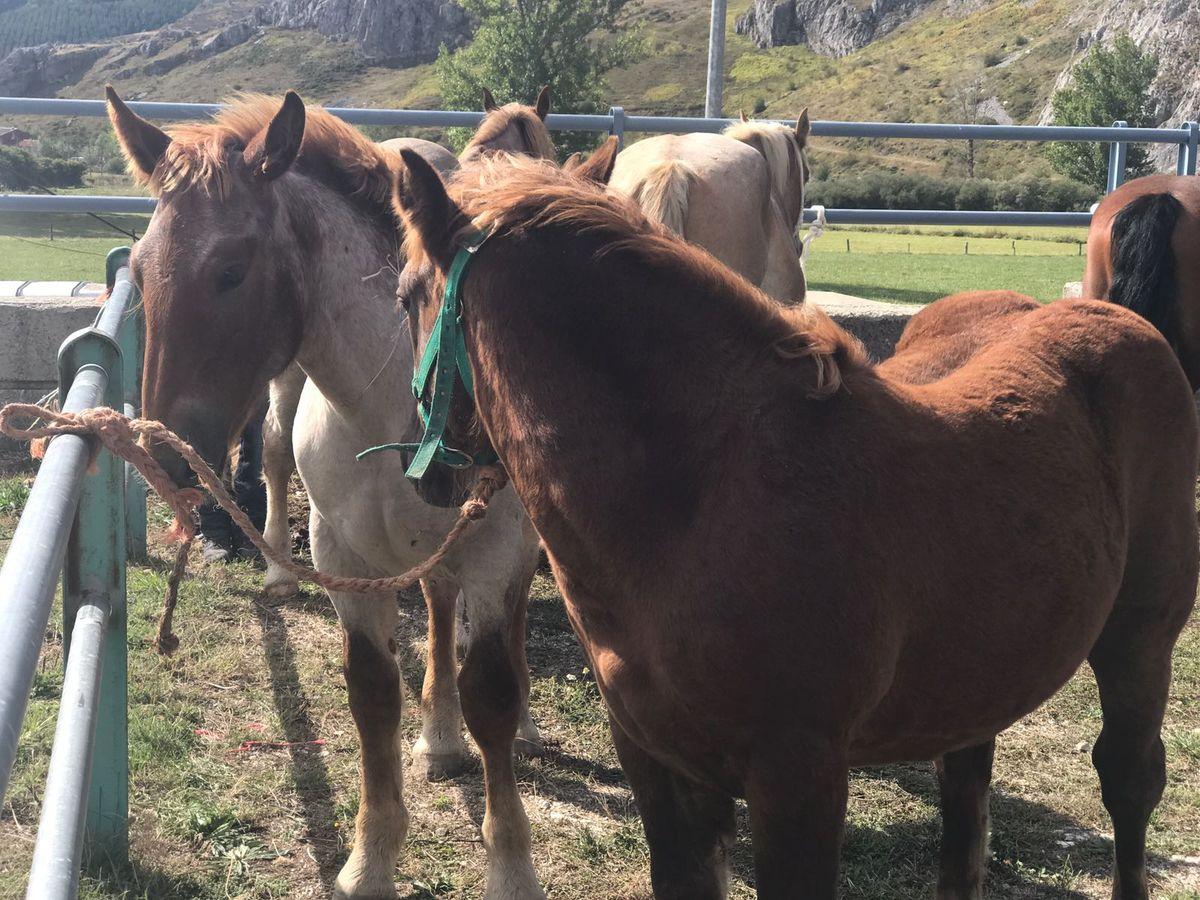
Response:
[197,408,268,547]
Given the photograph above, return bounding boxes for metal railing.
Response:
[1,96,1197,227]
[0,247,145,898]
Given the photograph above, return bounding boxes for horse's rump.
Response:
[624,158,694,235]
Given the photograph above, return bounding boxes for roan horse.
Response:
[609,111,810,302]
[257,87,555,598]
[1084,173,1200,389]
[107,89,550,899]
[393,152,1198,899]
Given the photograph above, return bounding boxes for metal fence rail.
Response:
[0,248,145,898]
[0,96,1197,227]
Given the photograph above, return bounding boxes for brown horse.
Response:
[392,153,1198,899]
[1084,173,1200,388]
[460,86,555,163]
[108,89,548,899]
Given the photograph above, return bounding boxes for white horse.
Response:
[108,88,545,900]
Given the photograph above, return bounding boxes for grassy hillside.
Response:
[0,0,200,55]
[34,0,1094,180]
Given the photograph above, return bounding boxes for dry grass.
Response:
[0,484,1197,899]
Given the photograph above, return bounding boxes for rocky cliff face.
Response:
[257,0,469,66]
[735,0,935,56]
[0,43,107,97]
[1039,0,1200,167]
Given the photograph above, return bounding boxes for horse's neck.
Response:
[280,177,410,427]
[467,239,769,574]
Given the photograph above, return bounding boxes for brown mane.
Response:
[460,103,556,161]
[145,93,397,216]
[407,155,865,395]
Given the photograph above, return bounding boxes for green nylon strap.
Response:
[361,230,494,481]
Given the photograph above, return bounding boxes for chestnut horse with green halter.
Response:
[392,152,1197,899]
[1084,173,1200,389]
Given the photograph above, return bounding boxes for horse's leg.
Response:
[506,582,543,758]
[312,513,406,900]
[458,572,542,899]
[263,365,303,597]
[745,743,849,900]
[934,739,996,900]
[1089,602,1186,900]
[412,576,471,781]
[609,716,735,899]
[759,200,806,304]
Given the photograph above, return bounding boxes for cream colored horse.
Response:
[261,138,459,599]
[609,111,811,302]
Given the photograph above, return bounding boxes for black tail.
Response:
[1108,192,1184,350]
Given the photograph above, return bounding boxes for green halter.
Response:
[356,231,497,481]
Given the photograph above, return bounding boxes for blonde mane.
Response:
[145,93,398,214]
[723,120,805,213]
[461,103,556,161]
[404,155,863,396]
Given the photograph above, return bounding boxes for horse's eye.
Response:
[217,265,246,293]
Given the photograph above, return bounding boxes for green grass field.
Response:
[0,215,1086,302]
[0,478,1198,899]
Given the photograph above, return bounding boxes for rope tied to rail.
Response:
[0,402,506,653]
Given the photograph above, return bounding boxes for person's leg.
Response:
[233,408,268,554]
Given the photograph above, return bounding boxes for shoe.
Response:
[200,537,233,564]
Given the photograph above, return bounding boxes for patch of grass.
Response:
[0,477,30,516]
[807,248,1085,304]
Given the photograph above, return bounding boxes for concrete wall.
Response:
[811,291,918,360]
[1,296,102,459]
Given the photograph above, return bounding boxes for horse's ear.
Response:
[393,149,469,271]
[795,108,811,148]
[482,87,499,112]
[572,136,619,185]
[534,85,551,121]
[106,85,171,183]
[739,109,749,123]
[244,90,305,181]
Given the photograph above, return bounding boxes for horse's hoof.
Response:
[264,578,299,599]
[332,881,397,900]
[513,736,545,759]
[415,750,473,781]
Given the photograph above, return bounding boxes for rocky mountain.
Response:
[1038,0,1200,167]
[735,0,937,56]
[256,0,469,66]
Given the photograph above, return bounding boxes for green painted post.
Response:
[58,323,128,861]
[108,248,147,563]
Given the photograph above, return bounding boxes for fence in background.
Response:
[0,96,1197,228]
[0,247,145,898]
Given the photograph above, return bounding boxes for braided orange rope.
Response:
[0,403,506,650]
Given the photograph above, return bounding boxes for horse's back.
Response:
[378,137,460,177]
[611,133,774,282]
[883,290,1040,384]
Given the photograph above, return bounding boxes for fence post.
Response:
[107,248,146,563]
[57,324,128,861]
[609,106,626,150]
[1106,120,1128,193]
[704,0,727,117]
[1186,122,1199,176]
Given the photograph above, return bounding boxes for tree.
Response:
[949,66,988,179]
[436,0,640,156]
[1045,35,1159,190]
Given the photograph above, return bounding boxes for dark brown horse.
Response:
[392,153,1198,899]
[1084,173,1200,388]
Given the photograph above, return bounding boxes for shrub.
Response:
[806,172,1097,213]
[0,146,85,189]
